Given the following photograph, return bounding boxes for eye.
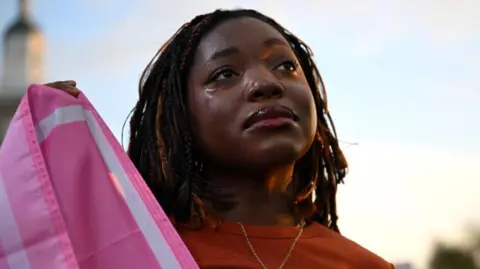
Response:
[210,68,237,82]
[275,60,298,72]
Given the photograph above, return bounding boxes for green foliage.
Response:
[429,228,480,269]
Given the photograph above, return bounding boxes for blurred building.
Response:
[0,0,44,143]
[394,262,414,269]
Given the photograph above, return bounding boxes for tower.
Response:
[0,0,44,143]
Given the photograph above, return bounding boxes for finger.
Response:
[64,86,81,97]
[63,80,77,87]
[43,82,80,97]
[44,80,77,89]
[44,82,68,89]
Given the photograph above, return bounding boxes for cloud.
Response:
[46,0,479,79]
[46,0,293,77]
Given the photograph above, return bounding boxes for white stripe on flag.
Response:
[36,105,183,269]
[36,105,86,142]
[83,110,183,269]
[0,171,32,269]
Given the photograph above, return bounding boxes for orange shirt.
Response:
[178,222,394,269]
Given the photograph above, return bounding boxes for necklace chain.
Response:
[237,221,305,269]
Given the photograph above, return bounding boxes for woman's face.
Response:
[187,17,317,169]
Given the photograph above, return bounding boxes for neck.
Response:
[203,164,297,226]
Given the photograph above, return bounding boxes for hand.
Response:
[43,80,81,97]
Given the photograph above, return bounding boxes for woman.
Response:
[47,9,394,269]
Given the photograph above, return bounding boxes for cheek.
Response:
[305,93,318,146]
[291,85,318,152]
[307,92,318,132]
[188,91,238,155]
[296,72,317,126]
[288,82,317,130]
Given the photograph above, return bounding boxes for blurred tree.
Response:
[429,243,478,269]
[429,227,480,269]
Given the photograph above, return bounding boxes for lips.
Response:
[243,106,297,129]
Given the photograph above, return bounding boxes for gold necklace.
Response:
[237,220,305,269]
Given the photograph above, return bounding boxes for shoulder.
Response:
[309,223,394,269]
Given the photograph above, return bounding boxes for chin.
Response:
[251,138,308,166]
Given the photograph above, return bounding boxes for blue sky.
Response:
[1,1,479,268]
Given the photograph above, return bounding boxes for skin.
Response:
[47,17,317,227]
[44,80,80,97]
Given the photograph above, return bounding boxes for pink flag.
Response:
[0,85,199,269]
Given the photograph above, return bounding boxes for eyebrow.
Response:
[206,37,289,62]
[263,37,289,48]
[208,47,240,61]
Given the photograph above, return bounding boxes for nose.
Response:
[245,67,285,102]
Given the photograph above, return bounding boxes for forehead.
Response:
[195,17,288,58]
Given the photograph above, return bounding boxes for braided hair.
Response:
[127,9,348,232]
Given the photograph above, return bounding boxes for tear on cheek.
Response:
[205,87,216,95]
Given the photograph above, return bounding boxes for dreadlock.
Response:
[127,9,348,232]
